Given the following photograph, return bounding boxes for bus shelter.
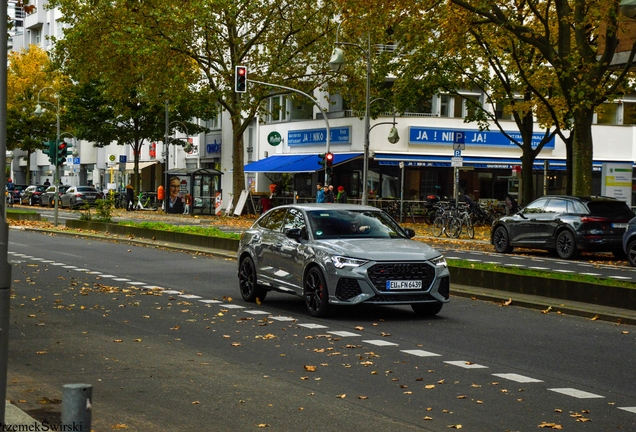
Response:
[166,168,223,215]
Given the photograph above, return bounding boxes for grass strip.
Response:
[117,221,241,240]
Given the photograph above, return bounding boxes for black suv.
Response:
[491,195,634,260]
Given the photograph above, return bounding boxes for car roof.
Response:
[270,203,381,212]
[540,195,621,203]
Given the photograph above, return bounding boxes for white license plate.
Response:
[386,280,422,290]
[612,223,628,229]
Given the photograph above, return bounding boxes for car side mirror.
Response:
[403,227,416,238]
[285,227,304,241]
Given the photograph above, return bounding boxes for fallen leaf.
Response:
[304,365,317,372]
[423,416,433,420]
[591,315,599,321]
[336,394,346,399]
[191,401,200,404]
[447,425,462,429]
[503,298,512,306]
[113,340,123,343]
[358,396,368,400]
[538,423,562,429]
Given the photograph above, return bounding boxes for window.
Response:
[206,106,221,130]
[544,199,567,213]
[258,208,286,231]
[269,96,288,122]
[463,95,482,119]
[523,198,548,214]
[282,208,306,232]
[596,103,618,125]
[623,102,636,125]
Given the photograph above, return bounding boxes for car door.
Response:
[510,198,549,244]
[530,198,568,245]
[255,208,286,284]
[62,187,75,208]
[275,208,308,293]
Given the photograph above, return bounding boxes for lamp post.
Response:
[329,28,372,204]
[34,87,61,226]
[620,0,636,18]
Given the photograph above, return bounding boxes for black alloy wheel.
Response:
[238,256,267,302]
[556,230,579,260]
[304,267,330,317]
[492,226,513,253]
[627,239,636,267]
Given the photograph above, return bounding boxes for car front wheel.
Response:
[556,230,578,259]
[492,226,513,253]
[411,302,443,316]
[304,267,330,317]
[238,256,267,302]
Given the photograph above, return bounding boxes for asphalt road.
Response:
[6,229,636,431]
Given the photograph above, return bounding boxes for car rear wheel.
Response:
[556,230,578,260]
[304,267,330,317]
[29,197,35,206]
[411,302,443,316]
[492,226,513,253]
[627,239,636,267]
[238,256,267,302]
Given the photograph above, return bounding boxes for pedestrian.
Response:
[43,178,51,187]
[316,182,325,203]
[125,184,135,211]
[337,186,348,203]
[325,185,335,203]
[504,194,519,215]
[183,193,191,215]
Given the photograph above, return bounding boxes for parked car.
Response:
[40,185,71,207]
[237,203,450,317]
[9,184,26,204]
[20,185,47,206]
[622,217,636,266]
[491,195,634,260]
[60,186,103,209]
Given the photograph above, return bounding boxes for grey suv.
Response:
[237,203,450,317]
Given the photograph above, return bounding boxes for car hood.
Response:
[321,238,441,261]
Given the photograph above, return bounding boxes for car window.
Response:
[282,208,306,232]
[259,208,286,231]
[308,209,405,239]
[77,187,98,192]
[587,201,635,218]
[544,199,568,213]
[45,186,55,193]
[522,198,548,214]
[36,186,46,192]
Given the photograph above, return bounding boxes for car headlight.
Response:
[430,256,447,267]
[331,256,368,269]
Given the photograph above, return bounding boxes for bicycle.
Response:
[451,204,475,239]
[135,192,158,211]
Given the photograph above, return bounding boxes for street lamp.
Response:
[621,0,636,18]
[34,87,62,226]
[329,23,372,204]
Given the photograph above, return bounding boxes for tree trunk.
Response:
[520,151,535,206]
[231,115,245,209]
[571,109,594,196]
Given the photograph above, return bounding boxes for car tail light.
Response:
[580,216,607,223]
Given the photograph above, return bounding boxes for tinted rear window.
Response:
[587,201,635,218]
[77,187,98,192]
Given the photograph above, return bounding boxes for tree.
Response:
[7,45,67,185]
[50,0,339,205]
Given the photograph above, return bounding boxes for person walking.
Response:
[43,179,51,187]
[6,178,15,207]
[325,185,335,203]
[337,186,348,203]
[125,184,135,211]
[316,182,325,203]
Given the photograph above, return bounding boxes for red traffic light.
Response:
[325,152,334,167]
[58,143,67,150]
[235,66,247,93]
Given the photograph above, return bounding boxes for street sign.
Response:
[119,155,127,163]
[267,131,282,147]
[453,131,466,150]
[73,157,80,165]
[454,150,462,157]
[451,156,463,167]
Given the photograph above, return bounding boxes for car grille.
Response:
[367,293,437,302]
[368,262,436,292]
[335,278,362,301]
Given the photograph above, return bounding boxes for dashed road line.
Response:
[328,331,361,337]
[268,316,296,322]
[198,299,222,304]
[492,373,543,383]
[362,339,398,347]
[178,294,202,298]
[401,349,441,357]
[244,310,270,315]
[548,388,604,399]
[618,407,636,414]
[297,323,328,329]
[220,304,245,309]
[444,360,488,369]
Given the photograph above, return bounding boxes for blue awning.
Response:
[244,153,362,173]
[374,153,625,171]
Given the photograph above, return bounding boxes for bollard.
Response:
[61,383,92,432]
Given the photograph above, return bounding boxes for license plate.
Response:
[386,280,422,290]
[612,223,628,229]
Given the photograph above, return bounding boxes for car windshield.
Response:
[77,187,98,193]
[307,209,406,239]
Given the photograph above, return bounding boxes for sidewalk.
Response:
[4,400,42,428]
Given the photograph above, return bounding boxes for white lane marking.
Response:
[178,294,202,298]
[401,349,442,357]
[618,407,636,414]
[465,259,481,262]
[554,261,570,265]
[112,278,131,281]
[363,339,398,347]
[297,323,328,329]
[328,331,360,337]
[445,256,462,260]
[485,261,501,265]
[73,268,89,272]
[548,388,604,399]
[30,258,44,261]
[505,264,525,267]
[269,316,296,322]
[492,373,543,383]
[220,304,245,309]
[581,273,601,276]
[51,263,66,266]
[609,276,633,280]
[444,361,488,369]
[198,299,222,304]
[244,310,270,315]
[161,290,183,294]
[41,260,54,263]
[554,269,575,273]
[528,267,550,271]
[63,266,78,269]
[87,271,102,274]
[142,285,164,290]
[126,281,146,286]
[99,275,118,278]
[510,257,525,260]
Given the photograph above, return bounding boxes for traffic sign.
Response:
[454,150,462,157]
[453,131,466,150]
[451,156,463,167]
[119,155,127,163]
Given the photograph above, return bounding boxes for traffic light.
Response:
[235,66,247,93]
[42,141,56,165]
[56,141,69,166]
[318,153,327,168]
[325,152,334,176]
